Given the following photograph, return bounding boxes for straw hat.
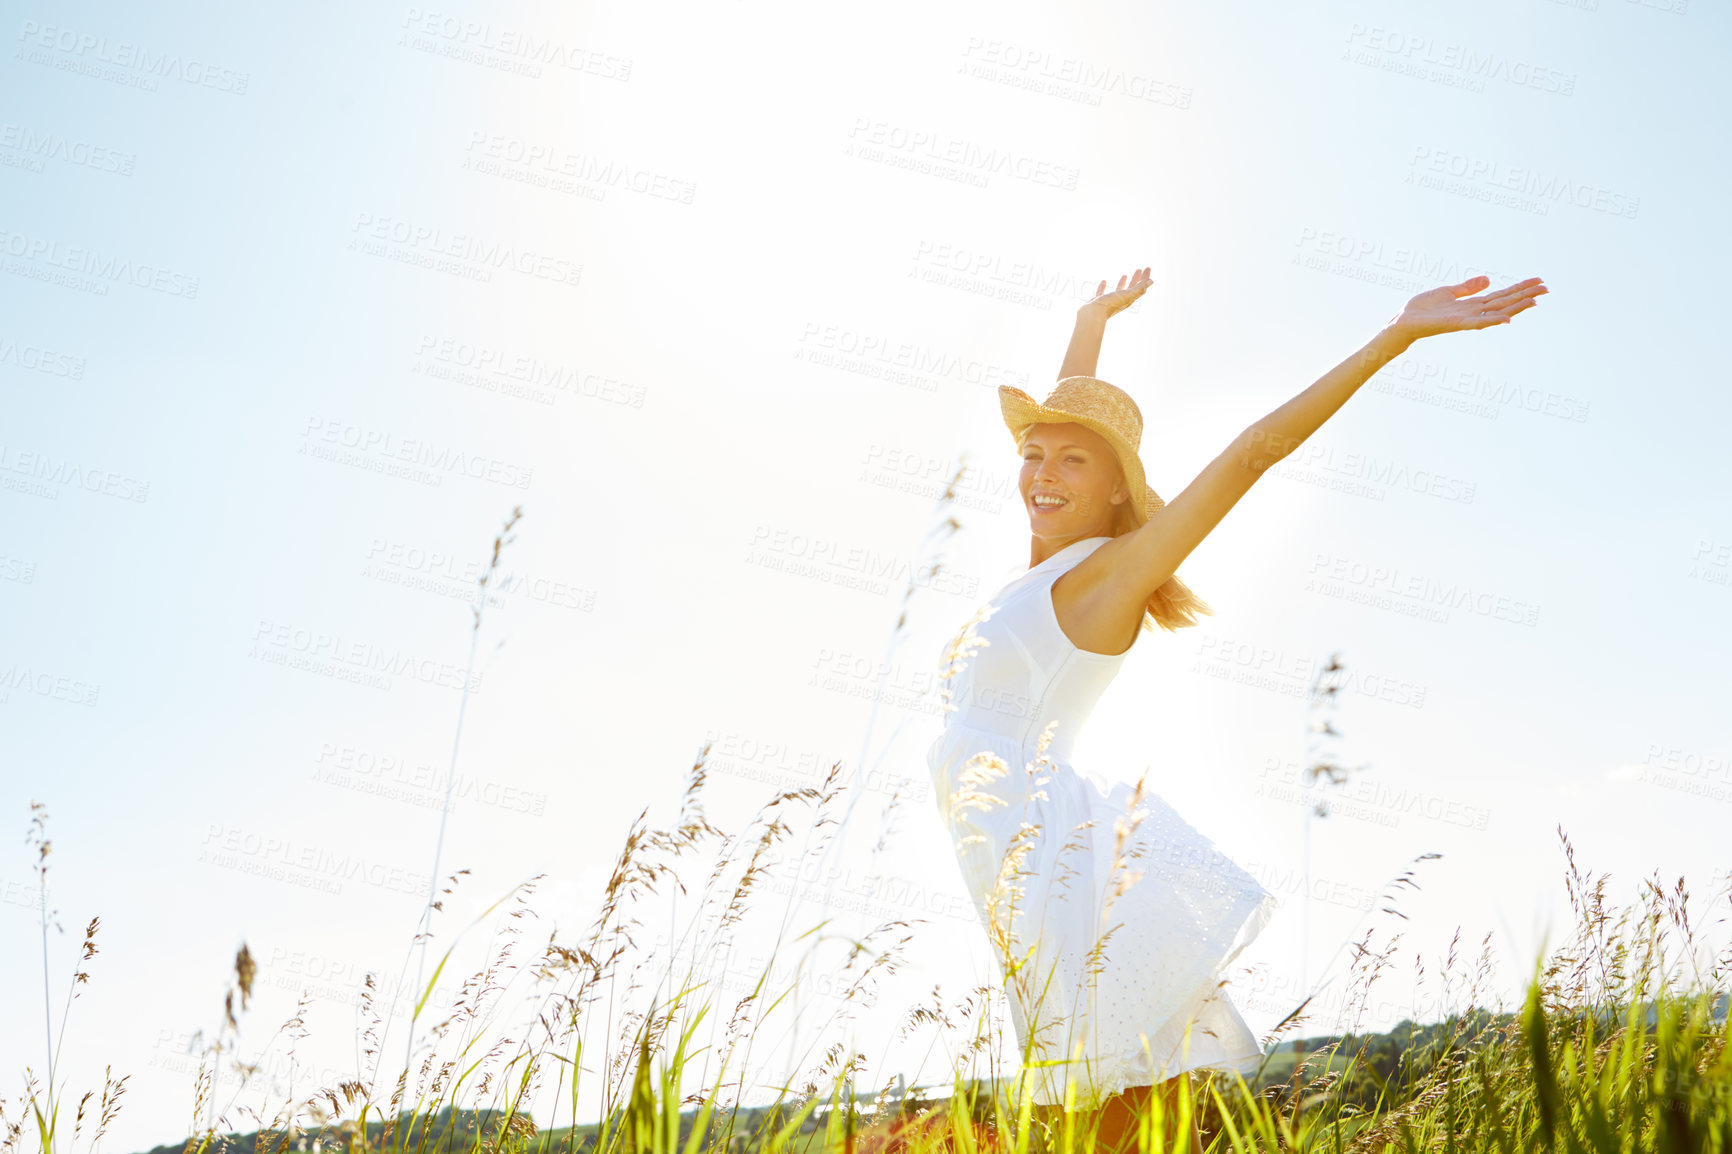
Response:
[998,376,1166,527]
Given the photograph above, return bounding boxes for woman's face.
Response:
[1018,422,1129,537]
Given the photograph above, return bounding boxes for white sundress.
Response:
[926,535,1278,1108]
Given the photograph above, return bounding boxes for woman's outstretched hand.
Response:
[1079,267,1153,320]
[1390,274,1548,342]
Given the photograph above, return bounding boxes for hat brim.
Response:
[999,384,1165,526]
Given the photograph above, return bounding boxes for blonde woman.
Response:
[929,266,1546,1153]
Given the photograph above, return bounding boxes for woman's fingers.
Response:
[1464,282,1546,324]
[1483,281,1547,307]
[1480,294,1543,324]
[1453,273,1545,296]
[1476,278,1548,309]
[1479,295,1542,326]
[1087,267,1154,312]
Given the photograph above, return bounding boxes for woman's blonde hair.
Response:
[1106,465,1214,633]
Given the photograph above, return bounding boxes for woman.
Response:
[927,266,1546,1153]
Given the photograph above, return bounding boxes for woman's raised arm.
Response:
[1111,274,1547,601]
[1057,268,1152,379]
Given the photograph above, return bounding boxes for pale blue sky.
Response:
[4,0,1729,1145]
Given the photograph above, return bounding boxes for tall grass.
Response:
[7,489,1731,1153]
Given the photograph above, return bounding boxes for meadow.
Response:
[9,498,1731,1154]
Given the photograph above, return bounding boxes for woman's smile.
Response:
[1031,491,1070,513]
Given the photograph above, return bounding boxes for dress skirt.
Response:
[928,722,1279,1108]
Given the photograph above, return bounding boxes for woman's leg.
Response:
[1158,1076,1204,1154]
[1094,1083,1146,1152]
[1092,1078,1202,1154]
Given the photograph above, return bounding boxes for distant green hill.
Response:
[135,1106,516,1154]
